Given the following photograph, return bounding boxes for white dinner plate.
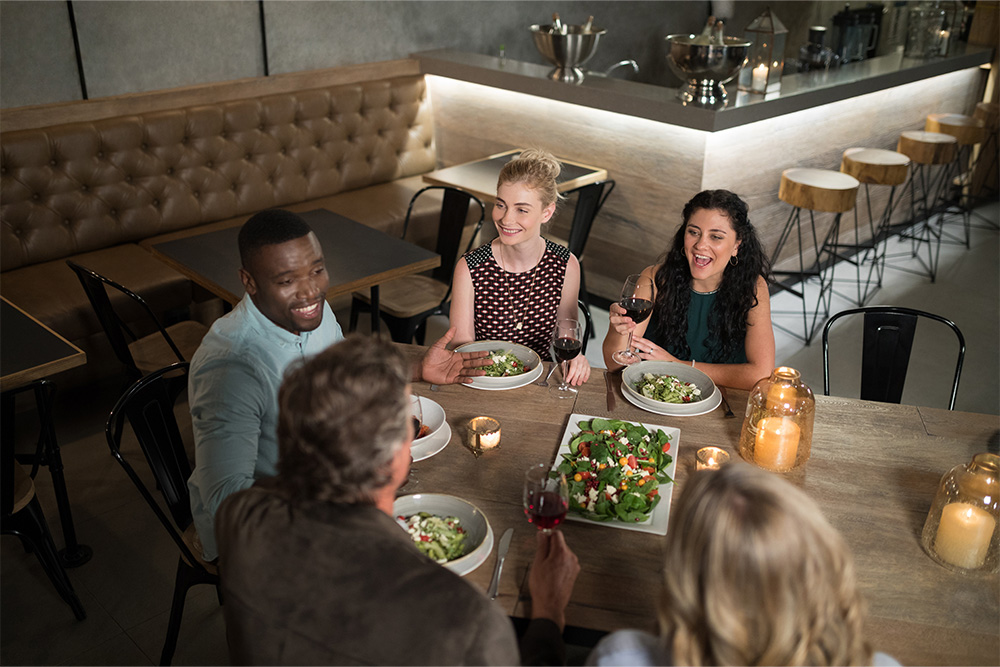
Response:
[620,382,722,417]
[454,341,544,390]
[553,413,680,536]
[411,421,452,463]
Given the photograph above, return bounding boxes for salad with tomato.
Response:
[553,418,673,524]
[482,350,531,377]
[635,373,702,403]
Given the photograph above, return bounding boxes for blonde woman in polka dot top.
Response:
[451,149,591,386]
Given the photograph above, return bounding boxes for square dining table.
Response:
[396,346,999,666]
[1,297,92,566]
[149,209,440,332]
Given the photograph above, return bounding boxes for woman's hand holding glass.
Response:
[562,354,591,386]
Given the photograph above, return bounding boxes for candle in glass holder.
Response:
[467,417,501,452]
[754,416,800,471]
[696,446,730,471]
[751,64,768,92]
[934,502,996,569]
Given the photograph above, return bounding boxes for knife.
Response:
[487,528,514,600]
[605,369,621,411]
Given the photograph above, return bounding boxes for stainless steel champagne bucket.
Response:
[666,34,751,106]
[531,24,606,84]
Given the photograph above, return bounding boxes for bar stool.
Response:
[970,102,999,226]
[925,112,986,247]
[895,130,957,282]
[771,167,859,344]
[831,147,910,305]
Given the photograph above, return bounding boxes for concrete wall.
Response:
[1,0,856,109]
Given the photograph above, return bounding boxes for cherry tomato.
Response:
[627,454,637,469]
[662,442,671,453]
[579,443,591,457]
[573,473,583,482]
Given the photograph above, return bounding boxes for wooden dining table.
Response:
[398,347,1000,666]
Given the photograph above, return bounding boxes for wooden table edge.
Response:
[1,296,87,392]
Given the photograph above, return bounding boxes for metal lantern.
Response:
[737,7,787,95]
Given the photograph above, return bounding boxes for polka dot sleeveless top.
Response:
[465,239,570,358]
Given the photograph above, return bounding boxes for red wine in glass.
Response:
[612,274,654,366]
[525,490,568,529]
[550,319,583,398]
[553,336,583,363]
[523,464,569,533]
[620,297,653,324]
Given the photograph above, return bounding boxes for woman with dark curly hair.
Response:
[602,190,774,390]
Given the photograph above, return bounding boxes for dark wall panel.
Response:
[0,1,83,107]
[71,0,264,99]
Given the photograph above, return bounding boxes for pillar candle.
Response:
[754,417,800,471]
[752,64,768,92]
[766,381,794,411]
[934,503,996,569]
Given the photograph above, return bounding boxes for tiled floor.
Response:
[2,202,997,666]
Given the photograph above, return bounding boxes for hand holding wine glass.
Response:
[550,318,583,398]
[523,463,569,533]
[611,273,654,366]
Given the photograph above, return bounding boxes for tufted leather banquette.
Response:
[1,74,441,385]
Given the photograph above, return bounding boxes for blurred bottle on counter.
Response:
[583,15,595,33]
[550,12,566,35]
[877,1,910,56]
[692,15,716,44]
[798,26,841,71]
[711,20,726,45]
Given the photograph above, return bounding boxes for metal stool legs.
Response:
[826,182,900,306]
[770,206,837,344]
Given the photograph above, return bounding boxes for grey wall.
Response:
[0,0,857,109]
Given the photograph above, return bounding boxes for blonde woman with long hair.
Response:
[451,148,591,385]
[587,464,899,666]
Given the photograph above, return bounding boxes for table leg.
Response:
[369,285,381,334]
[7,381,93,567]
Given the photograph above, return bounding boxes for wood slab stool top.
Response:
[779,168,860,213]
[898,130,957,166]
[925,113,986,146]
[974,102,999,131]
[841,148,910,186]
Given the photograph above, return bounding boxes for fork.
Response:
[719,386,735,418]
[535,362,558,387]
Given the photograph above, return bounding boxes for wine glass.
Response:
[522,463,569,533]
[550,318,583,399]
[611,273,654,366]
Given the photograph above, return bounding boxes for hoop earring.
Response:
[729,256,739,266]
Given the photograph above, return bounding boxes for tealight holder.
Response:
[466,417,501,457]
[696,446,730,471]
[921,452,999,574]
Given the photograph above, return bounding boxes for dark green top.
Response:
[647,289,747,364]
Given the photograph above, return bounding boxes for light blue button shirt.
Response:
[187,295,343,560]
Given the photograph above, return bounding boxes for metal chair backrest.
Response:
[578,299,594,355]
[563,179,615,259]
[400,186,486,284]
[822,306,965,410]
[105,363,201,564]
[66,260,185,381]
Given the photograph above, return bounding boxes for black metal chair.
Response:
[822,306,965,410]
[105,363,220,666]
[1,418,86,620]
[552,179,616,310]
[349,186,486,344]
[67,260,208,385]
[578,299,594,355]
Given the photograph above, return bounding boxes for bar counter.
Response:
[416,46,992,301]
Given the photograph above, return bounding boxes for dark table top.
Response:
[149,209,440,305]
[1,298,86,392]
[423,149,608,203]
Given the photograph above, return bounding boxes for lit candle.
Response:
[696,446,730,471]
[751,64,768,92]
[754,417,800,471]
[934,503,996,569]
[467,417,501,452]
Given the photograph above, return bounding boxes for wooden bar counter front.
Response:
[396,346,999,667]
